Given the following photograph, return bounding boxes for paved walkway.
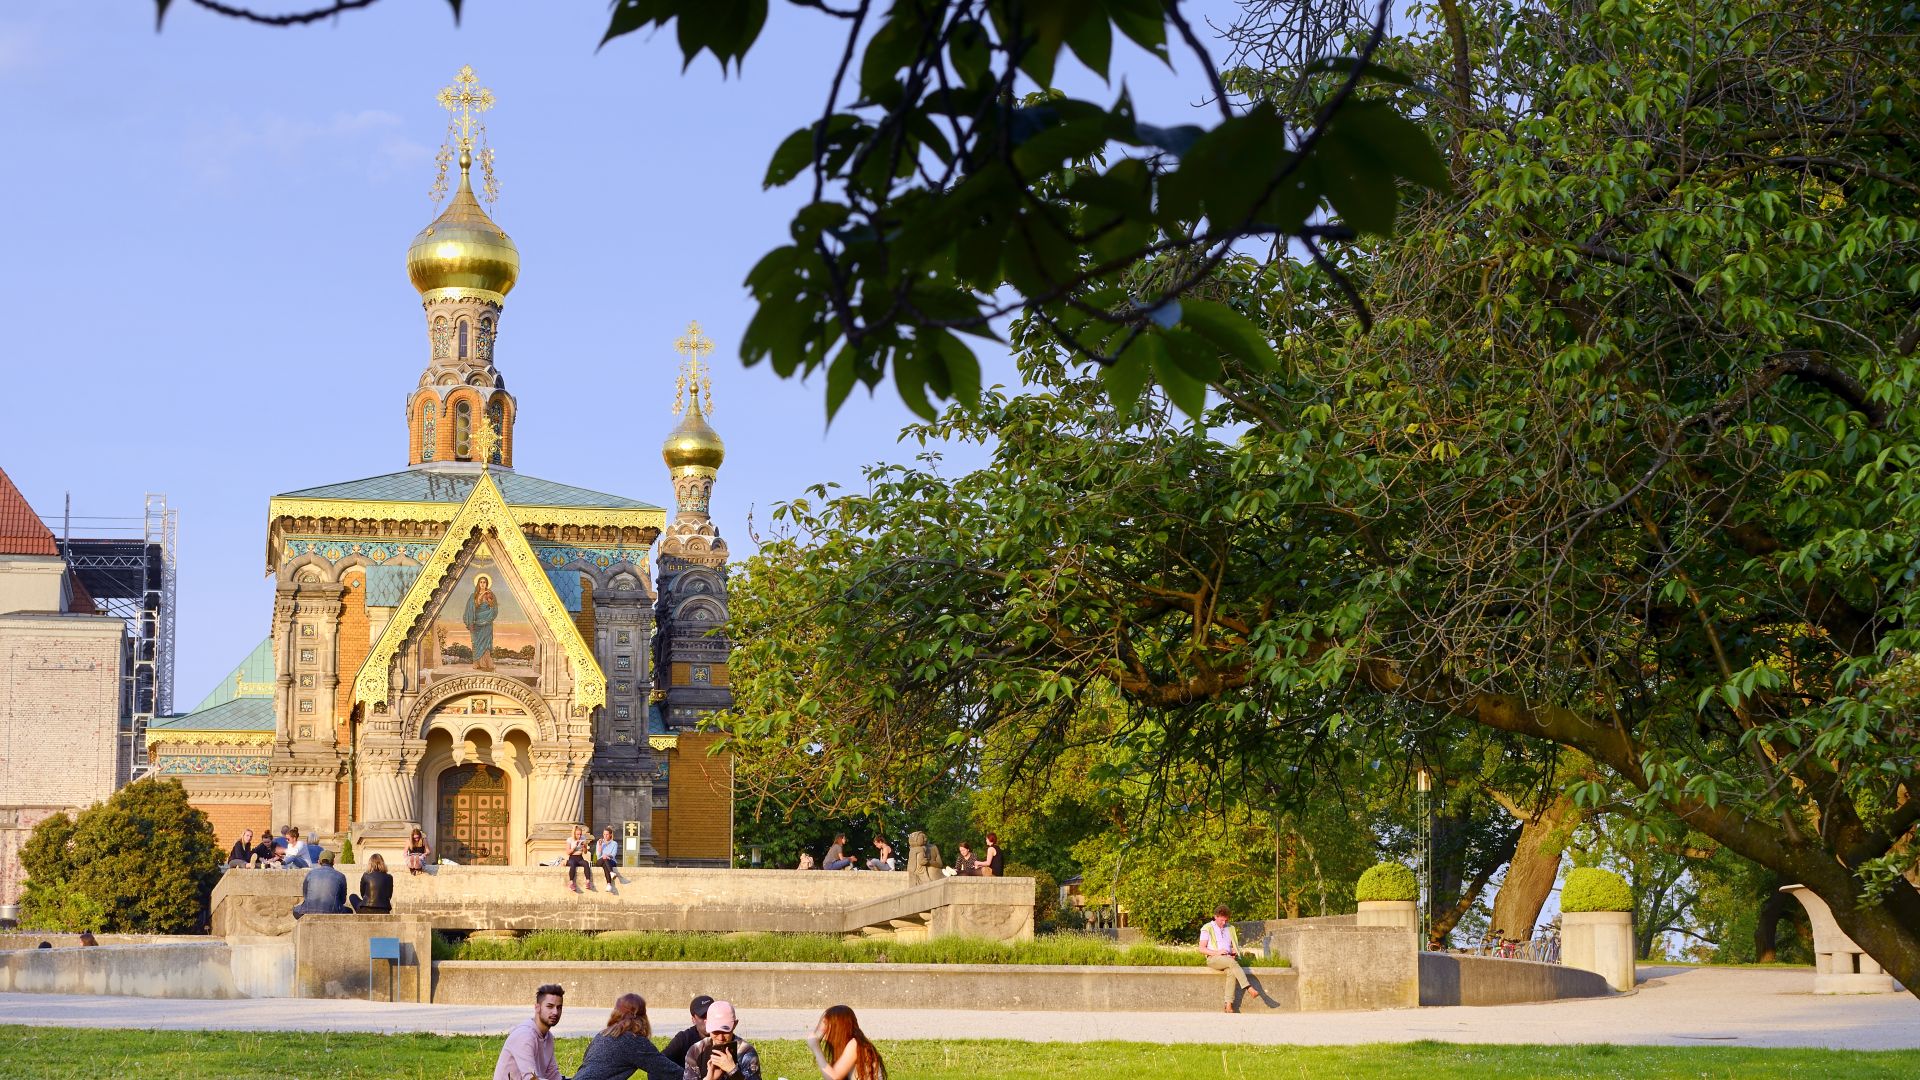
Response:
[0,966,1914,1049]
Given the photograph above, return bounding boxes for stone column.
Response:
[527,743,588,864]
[351,735,427,869]
[270,576,347,840]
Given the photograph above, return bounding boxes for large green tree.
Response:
[722,0,1920,992]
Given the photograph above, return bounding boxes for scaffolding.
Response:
[42,494,178,785]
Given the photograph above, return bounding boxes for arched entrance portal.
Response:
[437,764,510,865]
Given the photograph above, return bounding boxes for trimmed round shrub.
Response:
[1561,867,1634,912]
[1354,862,1418,902]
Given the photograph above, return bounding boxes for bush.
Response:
[340,835,356,865]
[441,929,1287,967]
[1562,867,1634,913]
[1003,861,1059,925]
[1354,862,1418,902]
[19,883,108,933]
[18,778,221,933]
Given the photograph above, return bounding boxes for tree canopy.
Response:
[723,0,1920,991]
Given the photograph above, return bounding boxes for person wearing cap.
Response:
[680,1000,760,1080]
[661,994,713,1068]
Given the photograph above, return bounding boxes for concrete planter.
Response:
[1781,885,1899,994]
[1355,900,1419,937]
[1561,910,1634,991]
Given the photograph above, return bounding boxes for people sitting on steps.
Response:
[565,824,595,893]
[225,828,257,869]
[282,827,313,870]
[406,828,431,875]
[596,826,627,891]
[350,853,394,915]
[290,855,349,920]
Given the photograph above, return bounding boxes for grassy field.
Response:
[440,928,1288,967]
[1,1027,1915,1079]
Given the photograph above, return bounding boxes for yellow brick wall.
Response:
[666,733,732,862]
[198,802,272,854]
[669,662,729,688]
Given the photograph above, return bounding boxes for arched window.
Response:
[454,401,471,459]
[421,401,438,462]
[458,319,470,359]
[486,400,505,464]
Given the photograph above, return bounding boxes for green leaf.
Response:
[1329,99,1451,193]
[1150,331,1208,419]
[1103,336,1153,417]
[1106,0,1170,61]
[1066,9,1113,78]
[1299,55,1418,88]
[824,349,859,421]
[1178,298,1278,370]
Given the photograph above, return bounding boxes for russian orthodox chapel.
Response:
[147,68,736,867]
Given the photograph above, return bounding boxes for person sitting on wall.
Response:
[291,855,350,920]
[951,842,983,877]
[406,828,432,875]
[983,833,1005,878]
[225,829,258,869]
[78,931,98,947]
[822,834,855,871]
[565,824,596,893]
[252,831,283,868]
[596,826,627,890]
[282,827,313,870]
[350,853,394,914]
[865,838,895,872]
[795,853,816,871]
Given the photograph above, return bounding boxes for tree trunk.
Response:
[1488,794,1579,941]
[1755,888,1794,963]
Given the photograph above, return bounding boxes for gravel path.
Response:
[0,966,1914,1049]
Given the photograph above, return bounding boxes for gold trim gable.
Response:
[148,731,276,748]
[351,470,607,712]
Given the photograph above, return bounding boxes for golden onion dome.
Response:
[406,156,519,300]
[662,399,726,473]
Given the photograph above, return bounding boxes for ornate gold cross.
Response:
[431,65,500,204]
[673,320,716,416]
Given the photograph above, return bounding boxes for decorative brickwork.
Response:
[666,733,732,864]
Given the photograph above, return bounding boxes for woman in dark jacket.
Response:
[350,853,394,914]
[226,829,257,868]
[575,993,681,1080]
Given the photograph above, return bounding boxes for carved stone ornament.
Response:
[409,672,555,740]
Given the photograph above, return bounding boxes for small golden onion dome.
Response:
[407,156,519,299]
[662,399,725,473]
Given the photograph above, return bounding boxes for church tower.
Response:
[404,66,518,470]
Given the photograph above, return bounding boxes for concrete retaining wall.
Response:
[1418,953,1611,1006]
[293,915,434,1002]
[434,960,1305,1012]
[0,940,242,998]
[212,867,1033,942]
[0,933,207,951]
[1267,924,1418,1011]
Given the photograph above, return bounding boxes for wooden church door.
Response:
[437,764,510,865]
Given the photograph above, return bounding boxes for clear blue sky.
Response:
[0,1,1233,706]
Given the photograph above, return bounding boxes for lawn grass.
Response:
[440,928,1287,967]
[1,1026,1914,1079]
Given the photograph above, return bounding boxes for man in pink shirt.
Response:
[494,983,567,1080]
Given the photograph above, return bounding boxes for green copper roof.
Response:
[188,637,276,712]
[150,697,276,732]
[275,469,660,511]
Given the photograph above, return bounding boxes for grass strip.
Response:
[441,929,1287,967]
[1,1026,1915,1079]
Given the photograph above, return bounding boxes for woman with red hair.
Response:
[574,992,680,1080]
[806,1004,886,1080]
